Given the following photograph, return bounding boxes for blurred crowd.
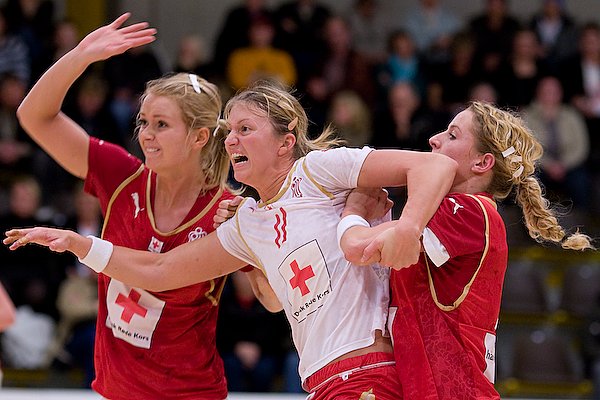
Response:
[0,0,600,392]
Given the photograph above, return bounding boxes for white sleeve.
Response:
[216,207,261,268]
[304,146,373,190]
[422,227,450,267]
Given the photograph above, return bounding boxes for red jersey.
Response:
[390,193,507,400]
[84,138,232,399]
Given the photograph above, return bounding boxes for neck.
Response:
[155,171,209,208]
[256,160,295,202]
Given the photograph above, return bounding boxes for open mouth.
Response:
[231,153,248,164]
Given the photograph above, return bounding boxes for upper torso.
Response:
[390,192,507,400]
[217,147,391,382]
[85,138,231,400]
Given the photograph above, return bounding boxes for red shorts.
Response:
[304,352,402,400]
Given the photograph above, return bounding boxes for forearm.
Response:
[399,153,456,235]
[17,47,91,125]
[340,221,395,264]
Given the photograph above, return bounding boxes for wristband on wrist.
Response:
[337,215,370,248]
[78,235,114,273]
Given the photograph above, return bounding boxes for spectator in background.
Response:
[522,75,591,212]
[400,0,461,66]
[468,81,499,105]
[0,8,31,84]
[529,0,578,74]
[345,0,388,67]
[274,0,331,87]
[496,28,546,109]
[303,15,376,132]
[559,22,600,175]
[469,0,521,82]
[217,271,290,392]
[431,31,481,115]
[327,90,373,147]
[226,16,297,91]
[65,73,122,147]
[213,0,273,77]
[3,0,54,82]
[0,74,33,185]
[0,175,67,321]
[371,81,446,153]
[375,29,428,102]
[173,33,217,84]
[102,39,163,154]
[0,281,16,387]
[33,19,80,80]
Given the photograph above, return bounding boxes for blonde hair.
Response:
[468,101,594,251]
[223,80,343,159]
[137,73,233,194]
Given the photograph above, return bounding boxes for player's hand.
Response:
[76,13,156,63]
[4,227,78,253]
[342,187,393,221]
[213,195,244,228]
[362,220,421,270]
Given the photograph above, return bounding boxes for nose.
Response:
[428,133,441,150]
[224,130,239,146]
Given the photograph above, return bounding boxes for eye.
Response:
[448,130,457,140]
[157,120,168,128]
[136,118,148,128]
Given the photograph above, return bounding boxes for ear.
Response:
[472,152,495,174]
[190,127,210,150]
[277,133,297,156]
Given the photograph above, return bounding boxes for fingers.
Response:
[110,12,132,28]
[3,229,31,250]
[361,241,381,264]
[230,195,244,207]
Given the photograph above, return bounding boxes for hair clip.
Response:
[189,74,202,94]
[512,165,524,178]
[213,115,221,137]
[287,117,298,131]
[502,146,516,158]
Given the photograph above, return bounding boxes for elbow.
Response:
[262,301,284,313]
[432,153,458,177]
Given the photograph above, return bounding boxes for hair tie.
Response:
[189,74,202,94]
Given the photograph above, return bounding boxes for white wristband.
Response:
[78,235,114,273]
[337,215,370,248]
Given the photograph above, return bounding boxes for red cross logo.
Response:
[115,289,148,323]
[289,260,315,296]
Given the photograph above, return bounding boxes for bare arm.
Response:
[5,227,247,292]
[355,150,456,268]
[0,282,16,331]
[16,13,156,178]
[244,268,283,313]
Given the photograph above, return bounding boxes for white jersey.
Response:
[217,147,390,382]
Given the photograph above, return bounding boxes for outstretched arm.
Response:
[5,227,247,292]
[16,13,156,178]
[356,150,456,269]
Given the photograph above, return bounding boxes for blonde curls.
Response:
[469,102,595,251]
